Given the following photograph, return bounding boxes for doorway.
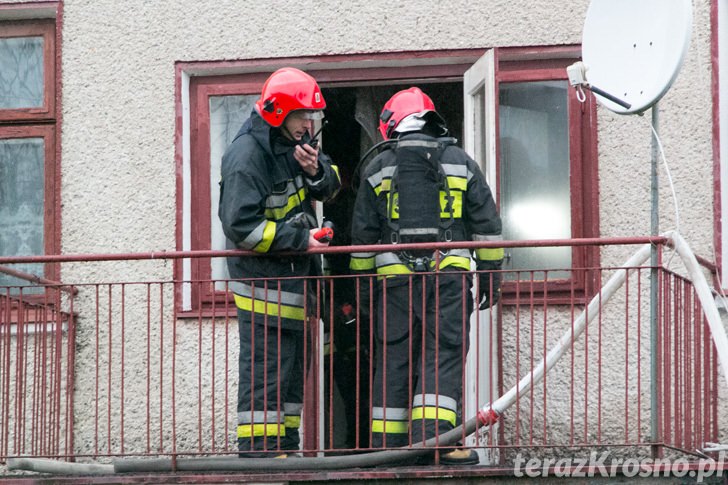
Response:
[317,82,463,449]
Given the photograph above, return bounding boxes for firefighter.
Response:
[218,67,341,457]
[349,87,503,465]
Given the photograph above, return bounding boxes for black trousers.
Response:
[371,271,473,448]
[237,310,304,454]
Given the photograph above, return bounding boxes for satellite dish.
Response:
[581,0,692,115]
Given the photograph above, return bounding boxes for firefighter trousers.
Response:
[237,310,304,454]
[371,270,473,448]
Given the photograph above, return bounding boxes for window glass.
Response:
[209,94,256,287]
[0,36,44,109]
[499,80,571,280]
[0,137,44,289]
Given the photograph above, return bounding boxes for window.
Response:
[0,13,60,291]
[496,50,600,303]
[177,47,599,315]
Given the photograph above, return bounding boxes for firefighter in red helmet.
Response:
[219,67,340,457]
[350,87,503,464]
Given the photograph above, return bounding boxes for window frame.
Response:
[0,5,61,288]
[0,124,59,282]
[0,18,56,122]
[496,47,601,304]
[176,47,599,316]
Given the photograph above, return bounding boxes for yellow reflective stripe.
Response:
[253,221,277,253]
[376,264,412,276]
[446,175,467,191]
[237,423,284,438]
[350,256,376,271]
[440,190,462,218]
[439,255,471,270]
[373,178,392,196]
[475,247,505,261]
[386,192,400,219]
[284,415,300,429]
[264,188,307,220]
[382,190,463,220]
[371,420,409,434]
[233,294,305,321]
[332,164,340,181]
[411,406,457,427]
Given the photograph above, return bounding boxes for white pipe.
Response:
[669,232,728,388]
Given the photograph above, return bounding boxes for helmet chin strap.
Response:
[280,124,297,142]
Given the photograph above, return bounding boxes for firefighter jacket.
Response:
[219,111,340,329]
[349,133,503,276]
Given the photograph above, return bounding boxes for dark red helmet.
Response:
[255,67,326,127]
[378,87,444,140]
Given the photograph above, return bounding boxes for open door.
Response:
[462,49,500,465]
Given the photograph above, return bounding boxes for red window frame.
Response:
[0,19,56,122]
[177,47,600,316]
[0,125,59,280]
[0,11,61,286]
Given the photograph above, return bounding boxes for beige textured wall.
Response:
[2,0,723,463]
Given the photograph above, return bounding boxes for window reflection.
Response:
[499,81,571,280]
[0,137,44,291]
[209,95,256,287]
[0,36,44,109]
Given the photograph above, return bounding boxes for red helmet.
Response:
[379,87,443,140]
[255,67,326,127]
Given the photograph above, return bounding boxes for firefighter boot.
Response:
[439,448,479,465]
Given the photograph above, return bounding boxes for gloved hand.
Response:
[478,271,501,310]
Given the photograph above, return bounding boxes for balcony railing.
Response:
[0,236,725,479]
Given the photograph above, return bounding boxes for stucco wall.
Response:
[2,0,723,463]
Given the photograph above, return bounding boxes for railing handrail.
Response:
[0,265,77,295]
[0,236,669,265]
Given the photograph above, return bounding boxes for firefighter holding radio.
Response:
[219,67,340,457]
[350,87,503,465]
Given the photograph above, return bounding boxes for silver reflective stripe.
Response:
[375,252,405,267]
[239,219,270,250]
[367,165,396,189]
[351,252,376,259]
[229,280,304,307]
[375,249,471,269]
[396,140,441,149]
[238,410,283,424]
[412,393,457,411]
[446,248,471,258]
[441,163,470,180]
[399,228,439,236]
[265,176,305,209]
[306,175,325,187]
[472,234,503,242]
[372,406,409,420]
[284,402,303,415]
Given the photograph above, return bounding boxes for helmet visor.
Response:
[292,109,325,120]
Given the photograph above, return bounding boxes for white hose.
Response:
[669,232,728,388]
